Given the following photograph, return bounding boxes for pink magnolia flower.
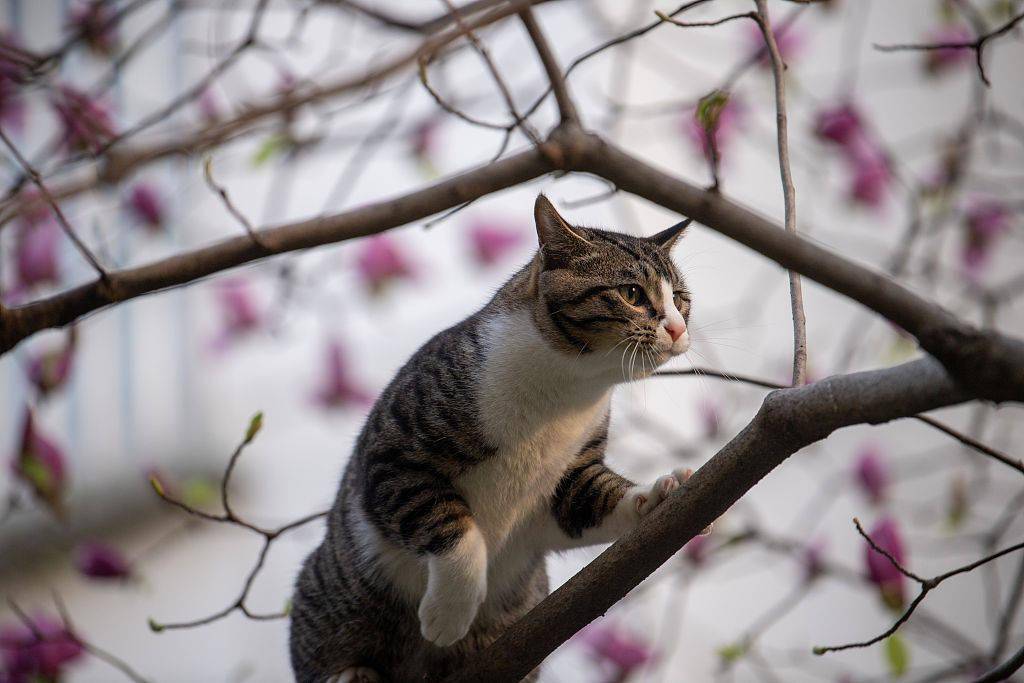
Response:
[847,143,892,210]
[699,399,722,439]
[814,104,862,146]
[962,198,1011,279]
[197,87,220,123]
[802,539,826,582]
[75,541,132,580]
[746,20,803,67]
[467,222,523,267]
[686,91,743,165]
[68,0,119,57]
[52,86,116,154]
[313,340,372,410]
[355,235,415,295]
[864,516,907,611]
[126,182,164,231]
[683,532,710,566]
[14,219,61,291]
[11,408,67,519]
[0,613,83,682]
[922,25,973,75]
[579,622,655,680]
[213,278,263,349]
[854,443,888,506]
[25,329,77,398]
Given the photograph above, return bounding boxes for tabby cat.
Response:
[290,195,700,682]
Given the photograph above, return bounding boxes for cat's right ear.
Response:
[534,194,589,253]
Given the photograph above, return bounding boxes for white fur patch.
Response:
[659,279,690,354]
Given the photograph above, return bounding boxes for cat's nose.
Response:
[665,320,686,342]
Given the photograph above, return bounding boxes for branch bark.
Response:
[445,357,969,681]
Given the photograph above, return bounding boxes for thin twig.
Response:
[518,7,579,126]
[914,415,1024,475]
[202,157,270,251]
[753,0,806,386]
[0,127,107,280]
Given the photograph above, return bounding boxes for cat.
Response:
[289,194,701,683]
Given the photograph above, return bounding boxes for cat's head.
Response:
[530,194,691,378]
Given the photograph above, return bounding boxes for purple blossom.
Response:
[962,198,1011,279]
[802,539,826,582]
[854,443,888,505]
[25,329,76,398]
[68,0,119,57]
[313,340,372,410]
[579,622,655,679]
[746,19,803,68]
[75,541,132,580]
[922,25,974,75]
[52,86,116,154]
[864,516,907,611]
[699,399,722,439]
[847,143,892,210]
[126,183,165,231]
[11,408,67,519]
[355,235,415,295]
[686,92,743,165]
[467,222,523,267]
[814,104,862,146]
[213,278,263,349]
[14,219,61,292]
[684,533,710,566]
[197,87,220,123]
[0,613,83,682]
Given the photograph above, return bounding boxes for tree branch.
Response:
[518,7,580,126]
[445,357,969,681]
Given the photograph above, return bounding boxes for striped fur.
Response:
[290,195,696,682]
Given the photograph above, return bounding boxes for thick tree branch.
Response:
[445,357,969,681]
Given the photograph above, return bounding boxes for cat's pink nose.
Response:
[666,321,686,342]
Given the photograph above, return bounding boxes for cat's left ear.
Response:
[649,218,692,252]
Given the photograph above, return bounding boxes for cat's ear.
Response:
[649,218,692,252]
[534,194,589,252]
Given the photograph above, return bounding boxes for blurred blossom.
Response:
[684,532,710,566]
[75,541,132,580]
[26,329,77,398]
[14,219,61,293]
[0,613,83,682]
[11,408,67,518]
[197,87,221,123]
[802,539,826,582]
[922,25,973,75]
[126,182,165,232]
[947,473,968,529]
[864,516,907,611]
[814,103,862,146]
[854,443,888,505]
[213,278,263,349]
[410,118,441,175]
[52,86,116,154]
[578,622,654,681]
[686,91,743,164]
[69,0,119,57]
[0,33,26,131]
[313,340,372,410]
[467,222,523,267]
[962,198,1011,279]
[847,144,892,210]
[746,20,803,67]
[355,235,415,296]
[699,399,721,439]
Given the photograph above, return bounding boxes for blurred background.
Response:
[1,0,1023,681]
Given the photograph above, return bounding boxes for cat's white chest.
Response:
[461,311,613,552]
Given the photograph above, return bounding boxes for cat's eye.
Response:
[619,284,647,307]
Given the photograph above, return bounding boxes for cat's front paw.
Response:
[418,577,486,647]
[629,468,713,533]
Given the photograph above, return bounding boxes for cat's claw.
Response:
[631,467,713,534]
